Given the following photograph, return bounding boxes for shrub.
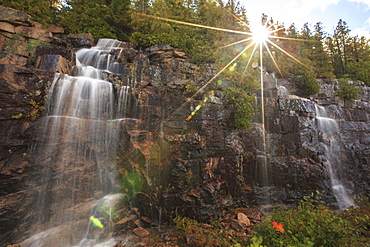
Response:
[335,78,359,100]
[293,70,320,96]
[223,87,256,130]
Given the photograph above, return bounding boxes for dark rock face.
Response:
[0,5,369,247]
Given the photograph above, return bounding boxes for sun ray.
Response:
[266,39,311,70]
[263,41,284,77]
[268,36,316,42]
[240,43,258,79]
[190,41,256,99]
[259,41,267,167]
[218,37,253,49]
[134,12,251,35]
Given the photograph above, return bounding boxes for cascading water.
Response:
[315,105,354,209]
[22,39,137,247]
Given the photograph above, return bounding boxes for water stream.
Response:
[315,105,354,209]
[22,39,137,247]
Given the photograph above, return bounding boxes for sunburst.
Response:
[133,12,312,164]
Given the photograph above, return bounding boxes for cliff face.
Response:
[0,6,93,245]
[0,5,369,246]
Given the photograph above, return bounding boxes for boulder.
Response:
[0,6,31,25]
[237,212,251,227]
[14,25,52,42]
[0,21,15,33]
[46,24,64,34]
[132,227,150,238]
[0,51,27,65]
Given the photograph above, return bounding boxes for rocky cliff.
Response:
[0,5,369,246]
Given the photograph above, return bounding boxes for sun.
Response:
[251,24,271,44]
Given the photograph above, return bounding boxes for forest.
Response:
[1,0,370,105]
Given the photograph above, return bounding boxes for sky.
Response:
[239,0,370,38]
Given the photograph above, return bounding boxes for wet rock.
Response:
[279,96,316,116]
[35,55,71,74]
[63,33,94,48]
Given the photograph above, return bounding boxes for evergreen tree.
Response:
[311,22,334,78]
[346,36,370,85]
[333,19,351,77]
[108,0,132,41]
[58,0,131,40]
[130,0,249,63]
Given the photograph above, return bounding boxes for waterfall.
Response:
[22,39,136,247]
[315,105,354,209]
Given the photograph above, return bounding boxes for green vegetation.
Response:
[252,194,370,247]
[325,20,370,86]
[335,78,360,100]
[130,0,248,63]
[174,216,249,246]
[0,0,59,25]
[224,86,257,130]
[11,113,23,119]
[3,0,370,129]
[172,195,370,247]
[58,0,132,40]
[27,99,46,119]
[293,70,320,96]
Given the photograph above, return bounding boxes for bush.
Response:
[335,78,359,100]
[293,70,320,96]
[224,87,256,130]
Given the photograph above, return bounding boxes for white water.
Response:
[22,39,137,247]
[315,105,354,209]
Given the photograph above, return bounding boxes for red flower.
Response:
[272,221,285,233]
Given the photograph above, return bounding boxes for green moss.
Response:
[26,39,50,53]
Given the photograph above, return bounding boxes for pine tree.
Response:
[58,0,131,40]
[333,19,351,77]
[346,36,370,85]
[311,22,334,78]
